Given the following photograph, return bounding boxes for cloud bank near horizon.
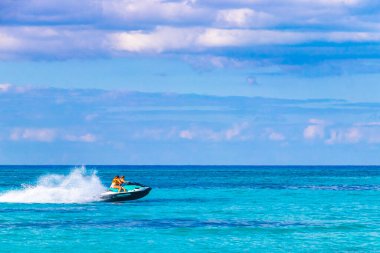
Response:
[1,84,380,164]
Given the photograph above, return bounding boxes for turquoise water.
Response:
[0,166,379,252]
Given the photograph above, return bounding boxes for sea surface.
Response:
[0,166,379,253]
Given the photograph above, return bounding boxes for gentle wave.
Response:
[0,167,106,203]
[0,218,369,229]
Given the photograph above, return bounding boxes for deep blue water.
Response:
[0,166,379,252]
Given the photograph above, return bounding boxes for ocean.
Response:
[0,166,379,252]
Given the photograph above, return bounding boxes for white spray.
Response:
[0,167,106,203]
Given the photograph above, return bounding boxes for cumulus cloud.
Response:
[179,122,250,141]
[102,0,208,25]
[350,122,380,144]
[0,26,107,59]
[225,122,249,140]
[215,8,275,28]
[10,128,56,142]
[304,119,368,145]
[8,126,96,143]
[301,118,380,145]
[0,83,31,93]
[303,121,380,145]
[0,83,11,92]
[267,129,286,141]
[303,119,326,140]
[179,130,193,140]
[178,124,287,142]
[345,128,362,142]
[325,127,362,144]
[111,27,200,53]
[0,32,21,50]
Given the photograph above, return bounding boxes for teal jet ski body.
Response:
[100,183,151,202]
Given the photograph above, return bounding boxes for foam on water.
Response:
[0,167,106,203]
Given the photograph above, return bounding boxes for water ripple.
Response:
[0,218,375,229]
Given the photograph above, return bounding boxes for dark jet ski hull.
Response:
[100,187,151,202]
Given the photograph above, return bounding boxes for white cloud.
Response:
[179,122,250,141]
[216,8,274,28]
[303,119,326,140]
[350,123,380,144]
[0,32,22,50]
[0,83,12,92]
[345,128,362,142]
[304,122,380,145]
[111,27,200,53]
[325,127,362,144]
[179,130,193,139]
[0,83,32,93]
[225,122,249,140]
[9,127,97,143]
[0,26,107,59]
[10,128,56,142]
[304,119,378,145]
[268,130,286,141]
[102,0,206,23]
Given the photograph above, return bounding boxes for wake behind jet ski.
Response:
[100,176,151,202]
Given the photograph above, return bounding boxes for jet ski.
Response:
[100,182,151,202]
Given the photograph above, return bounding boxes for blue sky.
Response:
[1,0,380,164]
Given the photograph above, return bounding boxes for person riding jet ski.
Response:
[110,175,126,193]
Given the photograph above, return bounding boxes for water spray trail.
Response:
[0,168,106,203]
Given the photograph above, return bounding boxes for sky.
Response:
[1,0,380,164]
